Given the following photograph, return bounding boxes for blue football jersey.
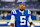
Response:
[11,9,31,27]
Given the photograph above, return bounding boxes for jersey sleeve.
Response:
[8,10,16,25]
[28,10,32,22]
[28,15,32,22]
[8,15,15,25]
[11,10,17,15]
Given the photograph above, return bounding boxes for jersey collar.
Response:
[19,10,24,13]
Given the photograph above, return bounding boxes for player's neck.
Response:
[19,9,25,11]
[19,9,24,13]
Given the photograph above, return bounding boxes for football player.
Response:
[8,2,34,27]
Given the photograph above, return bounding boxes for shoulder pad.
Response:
[12,10,17,14]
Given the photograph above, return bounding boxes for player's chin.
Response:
[20,8,24,10]
[21,9,24,10]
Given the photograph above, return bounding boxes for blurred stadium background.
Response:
[0,0,40,27]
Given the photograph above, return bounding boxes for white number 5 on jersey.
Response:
[20,16,26,25]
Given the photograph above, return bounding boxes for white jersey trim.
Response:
[28,10,31,14]
[28,15,32,22]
